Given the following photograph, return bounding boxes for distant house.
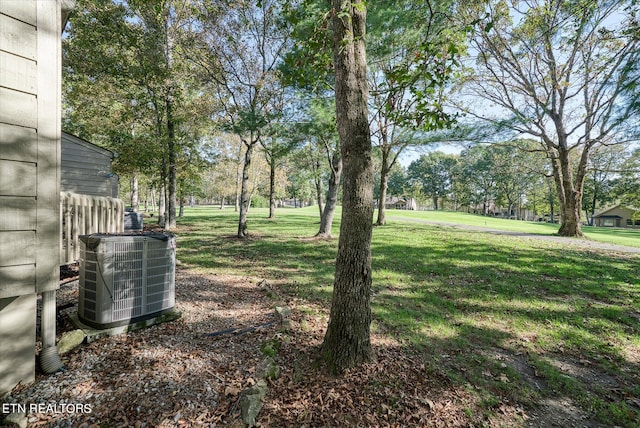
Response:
[61,132,118,198]
[60,132,124,265]
[593,205,639,228]
[384,197,417,211]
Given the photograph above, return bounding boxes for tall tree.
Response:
[283,1,470,226]
[63,0,202,229]
[458,145,497,215]
[190,0,289,238]
[261,135,294,218]
[463,0,640,236]
[367,1,465,225]
[407,152,457,210]
[321,0,374,373]
[296,97,342,237]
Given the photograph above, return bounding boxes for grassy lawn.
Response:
[175,206,640,426]
[387,209,640,248]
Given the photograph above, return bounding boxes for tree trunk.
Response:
[130,175,139,212]
[433,195,438,210]
[376,147,390,226]
[587,170,598,226]
[558,191,583,236]
[238,141,254,238]
[158,185,166,228]
[220,196,225,210]
[268,156,276,219]
[166,96,177,230]
[322,0,374,374]
[235,142,243,212]
[179,197,184,217]
[149,187,155,213]
[553,147,584,237]
[317,154,342,237]
[313,158,324,220]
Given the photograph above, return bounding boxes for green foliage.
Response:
[386,164,408,198]
[250,194,269,208]
[615,148,640,209]
[260,338,282,358]
[63,0,209,204]
[280,0,334,90]
[582,145,626,223]
[407,152,458,209]
[369,1,471,131]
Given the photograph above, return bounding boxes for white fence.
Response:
[60,192,125,265]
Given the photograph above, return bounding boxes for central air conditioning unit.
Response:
[78,232,176,329]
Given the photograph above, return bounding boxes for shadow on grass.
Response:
[174,208,640,426]
[369,224,640,426]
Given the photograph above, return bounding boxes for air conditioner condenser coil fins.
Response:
[78,232,176,329]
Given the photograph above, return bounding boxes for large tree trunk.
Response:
[317,154,342,237]
[558,189,583,236]
[238,141,254,238]
[322,0,374,374]
[551,146,585,237]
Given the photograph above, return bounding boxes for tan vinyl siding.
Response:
[0,123,37,161]
[0,295,37,394]
[0,12,37,60]
[0,51,38,94]
[0,0,62,396]
[0,1,37,26]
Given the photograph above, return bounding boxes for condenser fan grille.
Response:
[78,233,175,329]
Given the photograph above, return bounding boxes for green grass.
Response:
[175,206,640,427]
[386,209,640,248]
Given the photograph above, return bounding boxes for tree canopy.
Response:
[461,0,640,236]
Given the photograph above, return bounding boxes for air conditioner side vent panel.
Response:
[77,233,176,329]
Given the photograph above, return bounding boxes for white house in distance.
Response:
[1,0,75,396]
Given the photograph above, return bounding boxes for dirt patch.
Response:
[486,349,547,392]
[546,356,620,390]
[527,397,601,428]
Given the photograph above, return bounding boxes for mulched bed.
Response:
[3,267,523,427]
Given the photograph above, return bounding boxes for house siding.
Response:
[593,205,637,228]
[61,132,118,198]
[0,0,62,395]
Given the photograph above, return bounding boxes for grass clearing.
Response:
[175,206,640,426]
[387,209,640,248]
